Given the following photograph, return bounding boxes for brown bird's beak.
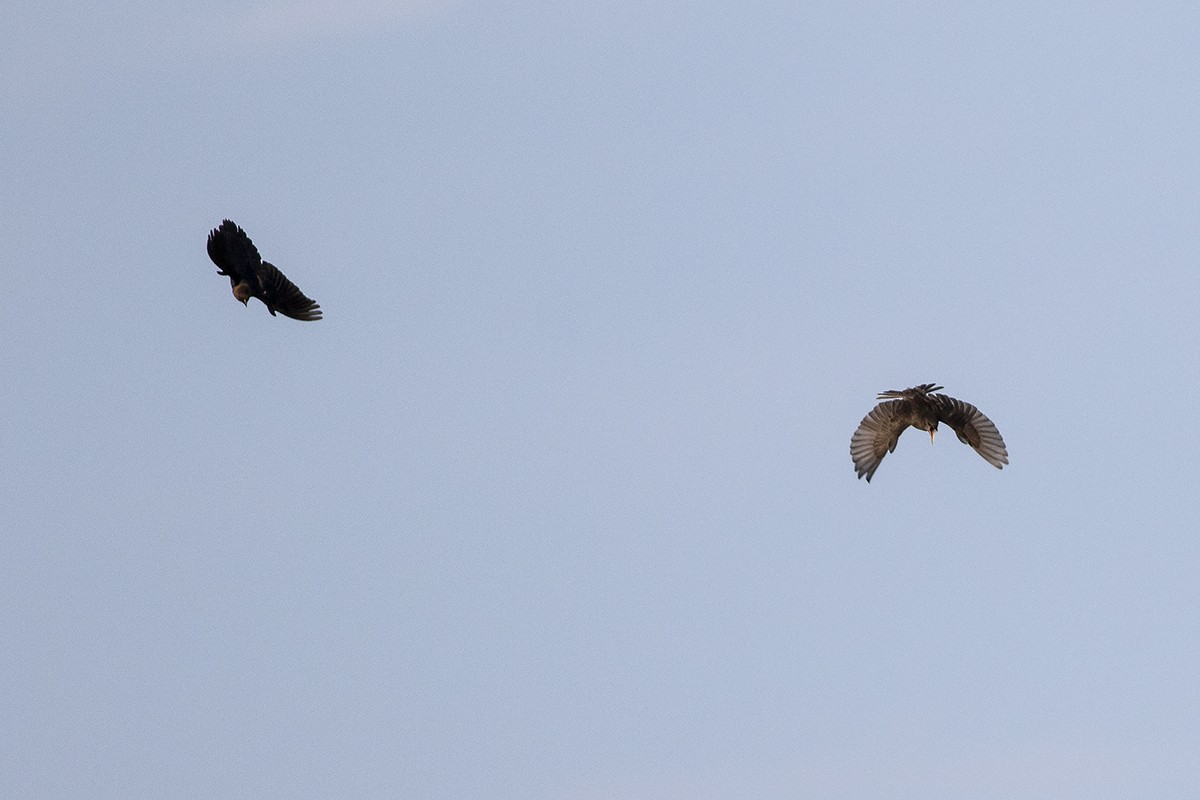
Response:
[930,429,936,444]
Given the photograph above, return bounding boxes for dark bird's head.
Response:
[232,282,252,306]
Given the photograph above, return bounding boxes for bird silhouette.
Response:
[851,383,1008,482]
[206,220,322,321]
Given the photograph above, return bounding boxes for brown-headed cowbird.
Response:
[206,220,322,321]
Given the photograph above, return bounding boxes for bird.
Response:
[850,383,1008,482]
[206,220,322,321]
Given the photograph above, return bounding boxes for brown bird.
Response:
[851,383,1008,482]
[206,220,322,321]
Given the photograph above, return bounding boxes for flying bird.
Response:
[206,220,322,321]
[851,383,1008,482]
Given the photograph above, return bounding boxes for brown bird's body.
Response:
[851,383,1008,482]
[206,220,322,321]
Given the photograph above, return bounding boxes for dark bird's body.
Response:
[851,383,1008,482]
[206,220,322,321]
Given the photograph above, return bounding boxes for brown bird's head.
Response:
[232,282,252,306]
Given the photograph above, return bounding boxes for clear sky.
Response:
[4,2,1200,797]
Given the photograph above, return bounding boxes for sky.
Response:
[4,1,1200,797]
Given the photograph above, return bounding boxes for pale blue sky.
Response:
[5,2,1200,797]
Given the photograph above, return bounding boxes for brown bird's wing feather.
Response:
[258,261,322,321]
[933,394,1008,469]
[206,220,261,281]
[850,399,911,482]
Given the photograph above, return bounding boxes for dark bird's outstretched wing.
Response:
[258,261,322,321]
[934,394,1009,469]
[850,400,911,482]
[206,220,261,282]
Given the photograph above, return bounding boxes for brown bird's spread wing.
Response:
[850,400,911,482]
[258,261,322,321]
[934,394,1008,469]
[206,220,261,281]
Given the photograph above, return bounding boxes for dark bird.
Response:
[206,220,322,321]
[851,383,1008,482]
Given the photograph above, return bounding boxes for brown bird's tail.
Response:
[877,383,942,400]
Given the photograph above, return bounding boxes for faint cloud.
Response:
[240,0,457,40]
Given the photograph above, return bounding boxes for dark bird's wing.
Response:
[934,394,1008,469]
[850,400,911,482]
[258,261,322,321]
[206,220,261,281]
